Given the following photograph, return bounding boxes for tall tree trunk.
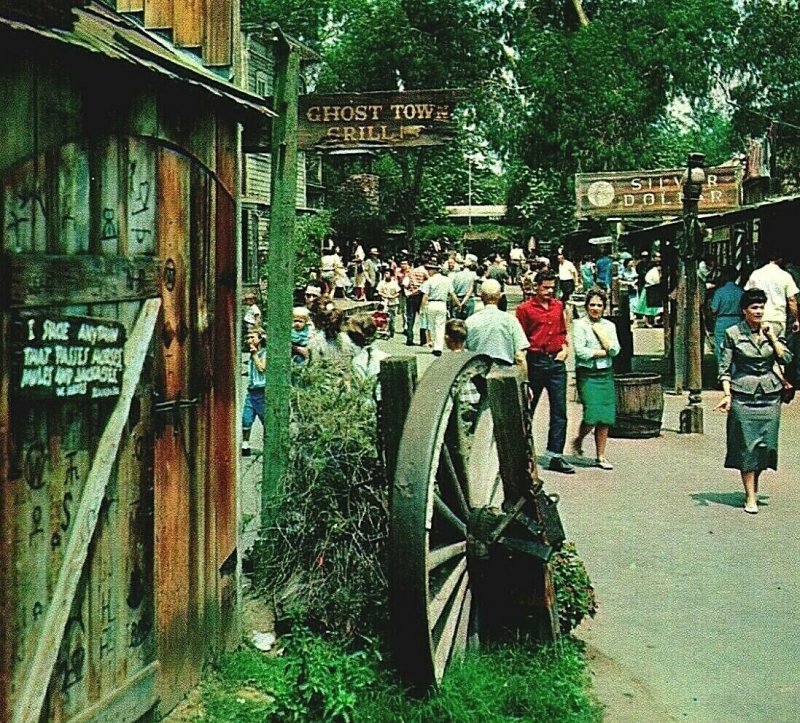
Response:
[571,0,589,27]
[397,148,427,253]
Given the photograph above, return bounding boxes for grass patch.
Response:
[198,632,601,722]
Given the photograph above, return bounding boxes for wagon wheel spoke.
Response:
[488,472,503,508]
[432,571,471,674]
[452,588,474,658]
[429,557,468,628]
[440,443,470,519]
[433,493,467,535]
[428,540,467,569]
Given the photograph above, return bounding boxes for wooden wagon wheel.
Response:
[388,353,562,692]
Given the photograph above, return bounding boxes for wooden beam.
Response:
[261,40,300,527]
[380,356,418,482]
[2,254,161,308]
[11,297,161,723]
[117,0,145,12]
[65,661,159,723]
[487,367,535,502]
[144,0,173,30]
[202,0,232,67]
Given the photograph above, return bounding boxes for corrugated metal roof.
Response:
[0,2,276,117]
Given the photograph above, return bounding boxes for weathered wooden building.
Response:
[239,22,324,286]
[0,1,274,720]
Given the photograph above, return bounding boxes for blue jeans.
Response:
[527,353,568,455]
[242,387,265,430]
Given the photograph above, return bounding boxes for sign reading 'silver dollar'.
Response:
[298,89,467,150]
[575,166,742,218]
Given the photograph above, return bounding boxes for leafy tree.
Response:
[488,0,740,245]
[241,0,339,43]
[726,0,800,189]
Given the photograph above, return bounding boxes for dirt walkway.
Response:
[542,390,800,722]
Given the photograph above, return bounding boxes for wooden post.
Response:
[486,367,557,642]
[612,289,632,374]
[679,152,705,434]
[487,367,534,502]
[674,258,687,394]
[261,37,301,526]
[380,356,417,482]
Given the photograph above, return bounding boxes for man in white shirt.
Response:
[509,244,526,284]
[421,261,459,356]
[745,253,800,336]
[557,251,579,307]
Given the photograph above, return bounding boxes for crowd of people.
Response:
[243,237,800,514]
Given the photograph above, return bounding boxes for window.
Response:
[255,71,269,98]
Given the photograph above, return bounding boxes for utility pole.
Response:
[262,31,301,526]
[679,152,705,434]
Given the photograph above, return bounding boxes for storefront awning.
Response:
[619,194,800,245]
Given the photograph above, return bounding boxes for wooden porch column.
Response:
[262,37,300,526]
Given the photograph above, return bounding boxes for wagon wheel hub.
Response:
[467,503,553,564]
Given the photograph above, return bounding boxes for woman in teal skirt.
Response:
[571,289,621,469]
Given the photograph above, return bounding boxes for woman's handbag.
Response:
[780,380,795,404]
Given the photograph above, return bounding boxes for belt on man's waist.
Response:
[527,350,561,358]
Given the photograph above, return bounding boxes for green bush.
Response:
[201,635,601,722]
[249,360,388,639]
[551,542,598,634]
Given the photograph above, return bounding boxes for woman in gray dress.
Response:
[716,288,793,514]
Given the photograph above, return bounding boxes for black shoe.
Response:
[548,457,575,474]
[241,447,251,457]
[405,340,415,346]
[432,350,442,357]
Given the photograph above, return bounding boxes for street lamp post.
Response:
[679,152,706,434]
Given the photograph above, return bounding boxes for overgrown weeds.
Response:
[200,633,602,722]
[248,360,389,639]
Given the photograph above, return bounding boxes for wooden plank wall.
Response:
[0,50,240,721]
[119,0,232,64]
[153,147,196,712]
[213,116,239,649]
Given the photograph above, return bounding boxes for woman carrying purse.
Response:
[715,288,793,514]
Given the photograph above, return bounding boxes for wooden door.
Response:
[0,122,239,720]
[0,135,164,723]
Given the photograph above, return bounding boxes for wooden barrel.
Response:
[610,373,664,438]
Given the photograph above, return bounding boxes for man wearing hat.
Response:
[421,259,459,356]
[450,257,479,320]
[304,285,322,310]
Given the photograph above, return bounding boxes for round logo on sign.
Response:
[587,181,615,207]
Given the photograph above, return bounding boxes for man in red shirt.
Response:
[516,270,574,473]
